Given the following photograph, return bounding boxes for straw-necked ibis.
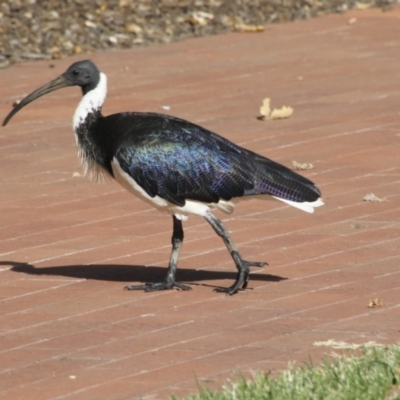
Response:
[3,60,323,294]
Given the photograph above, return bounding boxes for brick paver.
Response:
[0,6,399,399]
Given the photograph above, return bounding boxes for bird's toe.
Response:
[124,280,192,292]
[243,260,268,268]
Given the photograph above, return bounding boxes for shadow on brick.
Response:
[1,261,287,290]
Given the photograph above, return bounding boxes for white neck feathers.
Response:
[73,72,107,130]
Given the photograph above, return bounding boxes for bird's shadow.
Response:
[1,261,287,289]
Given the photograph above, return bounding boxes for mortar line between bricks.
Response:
[1,284,398,396]
[2,133,395,190]
[0,209,160,255]
[0,280,81,304]
[0,318,194,373]
[0,185,122,207]
[24,203,400,271]
[245,133,398,169]
[224,200,399,226]
[0,290,223,348]
[0,235,116,258]
[189,214,400,269]
[375,269,400,279]
[257,236,399,277]
[289,253,400,282]
[2,122,395,186]
[57,293,400,373]
[3,255,397,348]
[258,123,397,151]
[1,204,397,304]
[224,175,400,221]
[0,317,194,379]
[322,301,400,325]
[299,173,400,197]
[1,165,397,252]
[47,302,400,400]
[0,335,247,400]
[295,118,397,135]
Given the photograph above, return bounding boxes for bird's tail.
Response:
[245,156,323,213]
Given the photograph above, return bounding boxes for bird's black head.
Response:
[2,60,101,127]
[63,60,101,95]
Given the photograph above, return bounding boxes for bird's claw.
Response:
[243,260,268,268]
[125,280,192,292]
[214,258,267,295]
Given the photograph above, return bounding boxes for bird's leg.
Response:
[125,215,192,292]
[204,210,267,295]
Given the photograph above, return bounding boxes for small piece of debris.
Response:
[385,385,400,400]
[355,1,373,9]
[292,160,314,170]
[125,22,143,35]
[348,17,357,24]
[271,106,294,120]
[258,98,293,121]
[12,99,21,107]
[234,23,265,32]
[259,98,271,119]
[72,172,83,178]
[368,298,383,308]
[69,375,76,380]
[84,20,97,29]
[350,223,367,229]
[363,193,387,202]
[314,339,384,349]
[73,45,82,54]
[188,11,214,26]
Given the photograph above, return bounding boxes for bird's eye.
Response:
[72,69,79,76]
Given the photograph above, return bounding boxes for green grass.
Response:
[174,345,400,400]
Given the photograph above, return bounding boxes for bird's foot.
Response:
[214,258,267,295]
[125,280,192,292]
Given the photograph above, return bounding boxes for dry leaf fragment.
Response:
[258,97,293,121]
[50,47,61,59]
[235,23,265,32]
[368,298,383,308]
[363,193,387,202]
[84,20,97,29]
[292,161,314,170]
[270,106,294,120]
[350,223,367,230]
[259,98,271,120]
[188,11,214,26]
[73,45,82,54]
[355,1,373,9]
[125,23,143,35]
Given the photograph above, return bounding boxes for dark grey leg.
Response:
[125,215,192,292]
[204,210,266,295]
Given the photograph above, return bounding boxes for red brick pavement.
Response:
[0,6,399,400]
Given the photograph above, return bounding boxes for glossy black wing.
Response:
[115,133,255,206]
[102,112,321,206]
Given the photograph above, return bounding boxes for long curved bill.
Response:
[2,75,72,127]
